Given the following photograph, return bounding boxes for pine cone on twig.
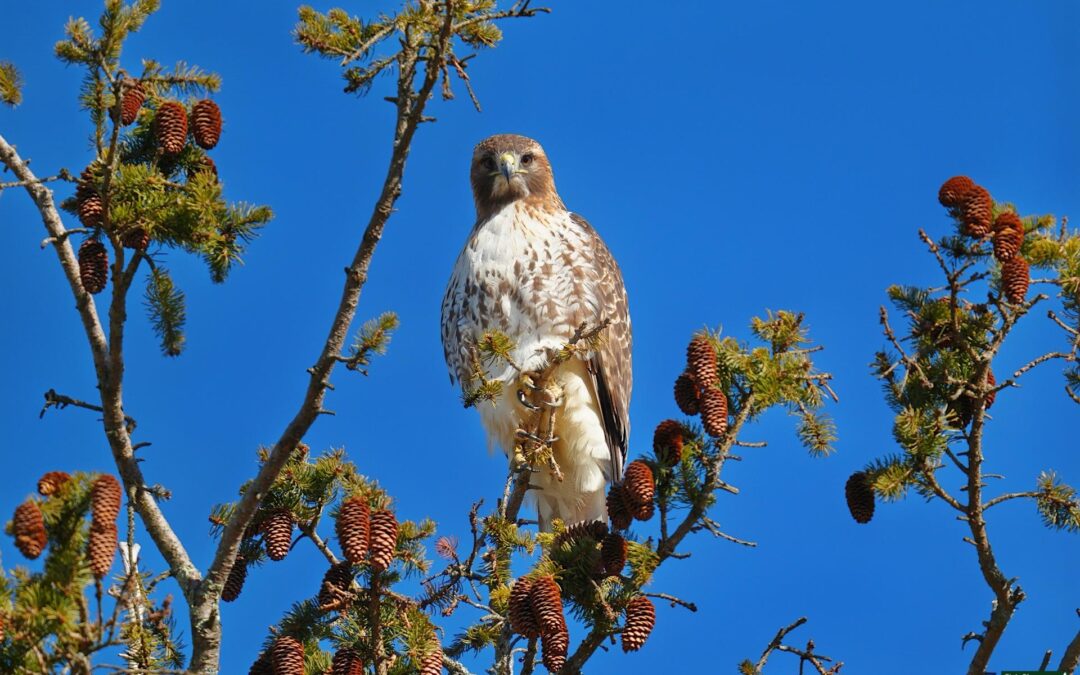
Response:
[601,533,627,577]
[155,101,188,155]
[551,520,607,549]
[652,419,685,464]
[418,647,443,675]
[330,648,363,675]
[938,175,976,208]
[845,471,875,524]
[78,239,109,295]
[37,471,70,496]
[91,474,123,524]
[531,575,568,672]
[606,484,633,531]
[12,500,47,559]
[336,496,370,564]
[119,80,145,126]
[122,226,150,251]
[318,561,355,611]
[508,577,540,638]
[221,557,247,603]
[87,520,118,579]
[700,386,729,438]
[271,636,305,675]
[673,372,699,415]
[191,99,223,149]
[1001,256,1030,304]
[623,460,655,521]
[991,211,1024,262]
[686,335,718,388]
[262,509,294,562]
[368,509,398,573]
[961,185,994,238]
[621,595,656,652]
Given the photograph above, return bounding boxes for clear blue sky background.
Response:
[2,2,1078,673]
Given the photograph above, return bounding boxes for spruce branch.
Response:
[143,266,186,357]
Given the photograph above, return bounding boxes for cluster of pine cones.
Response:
[674,335,729,438]
[938,176,1029,304]
[508,575,570,670]
[9,472,119,579]
[336,496,399,573]
[250,634,440,674]
[88,474,122,578]
[606,459,655,531]
[73,80,224,296]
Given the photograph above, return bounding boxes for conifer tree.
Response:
[859,176,1080,675]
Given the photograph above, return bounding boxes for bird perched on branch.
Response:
[441,134,632,530]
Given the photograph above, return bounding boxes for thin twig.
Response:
[40,388,137,431]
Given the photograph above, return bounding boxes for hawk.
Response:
[440,134,632,530]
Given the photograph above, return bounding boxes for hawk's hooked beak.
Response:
[498,153,517,182]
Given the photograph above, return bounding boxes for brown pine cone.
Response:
[188,155,219,183]
[122,226,150,251]
[551,519,607,549]
[91,474,123,524]
[686,335,718,388]
[78,239,109,295]
[600,533,627,577]
[248,652,273,675]
[673,372,700,415]
[529,576,565,636]
[985,369,997,410]
[336,496,370,564]
[606,484,633,531]
[120,81,145,126]
[155,101,189,155]
[1001,256,1030,304]
[77,192,104,229]
[845,471,875,524]
[938,175,977,208]
[652,419,685,464]
[87,520,118,579]
[419,647,443,675]
[623,460,655,521]
[12,500,47,559]
[270,635,305,675]
[368,509,398,573]
[221,556,247,603]
[961,185,994,238]
[621,595,656,652]
[699,386,729,438]
[541,625,569,672]
[318,561,355,611]
[0,611,5,641]
[262,509,294,562]
[508,577,540,638]
[330,648,363,675]
[992,212,1024,262]
[191,99,223,149]
[37,471,71,496]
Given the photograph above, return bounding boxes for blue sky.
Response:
[2,1,1079,673]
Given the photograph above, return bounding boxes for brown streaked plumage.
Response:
[441,134,632,529]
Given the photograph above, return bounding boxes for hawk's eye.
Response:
[482,157,496,171]
[521,153,533,165]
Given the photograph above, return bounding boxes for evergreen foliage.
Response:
[863,176,1080,674]
[1,473,182,672]
[0,62,22,107]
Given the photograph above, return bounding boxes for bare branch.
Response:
[40,388,137,432]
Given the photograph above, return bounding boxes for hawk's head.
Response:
[470,134,562,220]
